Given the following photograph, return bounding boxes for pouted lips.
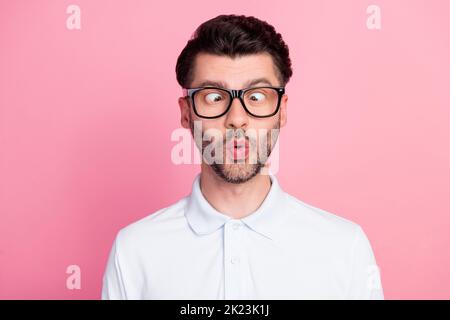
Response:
[225,138,249,160]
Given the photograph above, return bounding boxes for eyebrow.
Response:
[196,77,274,89]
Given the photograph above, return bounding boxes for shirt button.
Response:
[232,223,241,230]
[230,256,240,264]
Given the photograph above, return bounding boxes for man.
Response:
[102,14,384,300]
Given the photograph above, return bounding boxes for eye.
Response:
[248,92,266,102]
[205,92,224,103]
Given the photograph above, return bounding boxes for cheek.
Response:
[249,119,280,145]
[197,119,227,143]
[201,119,225,131]
[250,118,279,132]
[201,120,223,138]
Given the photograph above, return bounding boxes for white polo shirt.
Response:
[102,173,384,299]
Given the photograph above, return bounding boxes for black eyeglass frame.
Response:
[182,86,285,119]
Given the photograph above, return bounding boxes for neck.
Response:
[199,163,272,219]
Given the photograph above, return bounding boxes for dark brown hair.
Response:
[175,14,293,88]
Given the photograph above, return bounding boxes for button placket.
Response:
[223,219,244,299]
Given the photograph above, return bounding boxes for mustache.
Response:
[201,129,256,149]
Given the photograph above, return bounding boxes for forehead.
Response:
[190,52,280,89]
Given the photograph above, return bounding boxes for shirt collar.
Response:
[185,172,287,241]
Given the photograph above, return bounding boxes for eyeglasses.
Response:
[182,86,285,119]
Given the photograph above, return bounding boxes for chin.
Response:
[211,163,263,184]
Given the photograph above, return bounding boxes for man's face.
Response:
[178,52,288,184]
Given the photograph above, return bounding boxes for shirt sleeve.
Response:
[346,225,384,300]
[101,233,127,299]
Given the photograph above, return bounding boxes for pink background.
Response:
[1,0,449,299]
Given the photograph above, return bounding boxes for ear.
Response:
[178,97,191,129]
[279,94,288,128]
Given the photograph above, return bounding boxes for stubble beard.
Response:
[189,113,280,184]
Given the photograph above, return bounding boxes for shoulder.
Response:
[114,196,189,249]
[281,192,363,247]
[281,192,382,299]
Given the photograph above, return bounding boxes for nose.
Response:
[224,97,249,129]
